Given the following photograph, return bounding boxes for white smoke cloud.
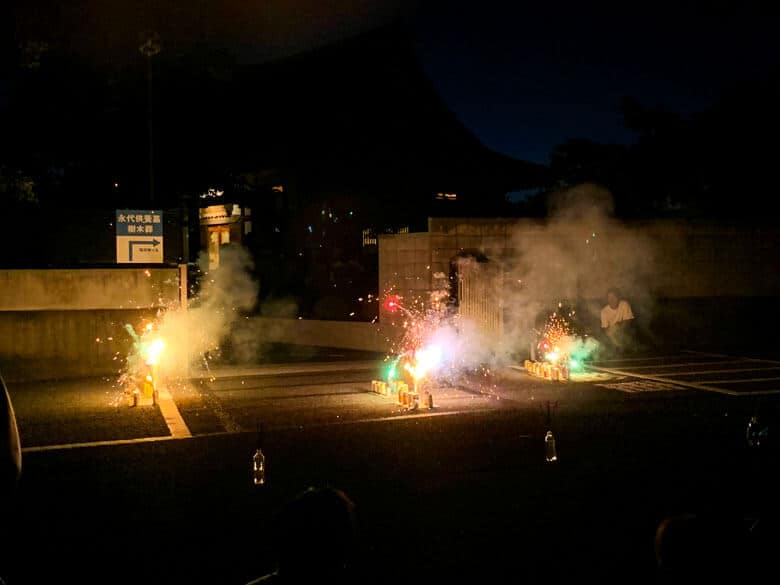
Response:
[154,244,259,378]
[498,182,660,361]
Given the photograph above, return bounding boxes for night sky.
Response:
[412,1,779,163]
[12,0,780,164]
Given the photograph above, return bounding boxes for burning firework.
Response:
[404,344,443,383]
[112,245,259,406]
[374,279,478,410]
[527,302,599,380]
[118,319,166,405]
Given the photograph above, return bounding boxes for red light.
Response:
[384,295,401,312]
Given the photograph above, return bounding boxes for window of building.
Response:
[362,228,377,246]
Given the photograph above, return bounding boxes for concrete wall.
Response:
[0,267,394,382]
[0,268,180,310]
[379,218,780,302]
[378,218,780,352]
[378,232,432,297]
[0,309,158,382]
[429,218,515,282]
[0,268,181,382]
[237,317,400,354]
[642,222,780,298]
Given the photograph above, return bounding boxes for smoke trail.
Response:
[499,182,660,361]
[154,244,259,378]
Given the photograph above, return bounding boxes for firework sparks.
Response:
[527,302,600,380]
[113,246,258,407]
[376,276,481,404]
[144,338,165,366]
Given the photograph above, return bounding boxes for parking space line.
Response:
[299,409,494,428]
[677,351,780,395]
[21,431,235,453]
[684,350,780,366]
[705,377,780,385]
[596,380,687,393]
[21,410,492,453]
[664,366,780,377]
[24,435,177,453]
[592,356,679,364]
[591,347,780,396]
[157,389,192,438]
[586,365,738,395]
[612,359,750,371]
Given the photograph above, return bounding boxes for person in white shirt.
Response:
[601,288,635,352]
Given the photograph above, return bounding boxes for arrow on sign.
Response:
[128,239,160,261]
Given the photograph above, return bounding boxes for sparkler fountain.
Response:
[114,245,258,407]
[524,302,599,381]
[372,274,468,408]
[120,320,166,406]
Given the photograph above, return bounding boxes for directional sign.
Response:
[116,209,164,263]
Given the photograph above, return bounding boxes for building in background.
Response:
[2,24,547,321]
[198,202,251,270]
[194,25,547,320]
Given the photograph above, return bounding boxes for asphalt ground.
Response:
[9,376,170,448]
[590,350,780,395]
[5,349,780,584]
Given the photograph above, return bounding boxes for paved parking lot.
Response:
[8,347,780,584]
[13,348,780,454]
[9,360,511,453]
[589,350,780,395]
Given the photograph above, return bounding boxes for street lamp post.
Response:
[139,31,161,204]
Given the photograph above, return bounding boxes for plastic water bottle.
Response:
[252,448,266,485]
[545,430,558,462]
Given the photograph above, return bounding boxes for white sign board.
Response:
[116,209,164,263]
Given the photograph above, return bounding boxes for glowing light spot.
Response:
[412,345,443,380]
[384,295,401,312]
[144,338,165,365]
